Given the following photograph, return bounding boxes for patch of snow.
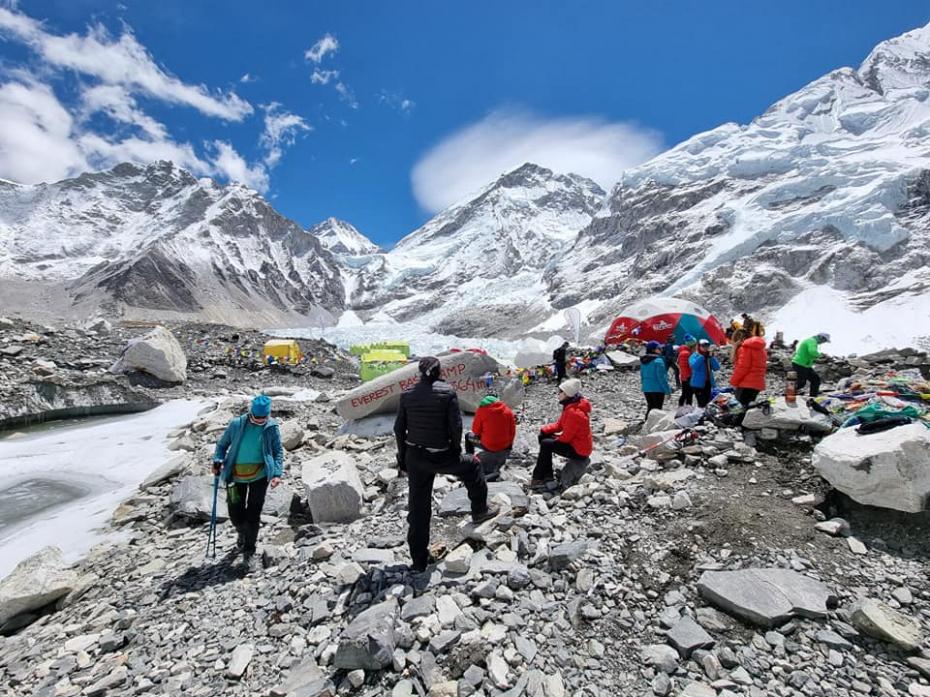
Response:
[768,284,930,355]
[0,400,205,577]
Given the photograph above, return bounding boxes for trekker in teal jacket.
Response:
[688,340,721,408]
[792,333,830,397]
[213,395,284,569]
[640,340,671,418]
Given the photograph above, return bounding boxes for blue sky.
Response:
[1,1,928,246]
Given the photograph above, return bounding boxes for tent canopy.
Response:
[605,297,726,346]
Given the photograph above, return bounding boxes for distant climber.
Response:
[553,341,570,381]
[531,378,592,490]
[677,335,697,406]
[663,336,680,388]
[730,336,768,407]
[394,356,498,573]
[688,339,720,408]
[212,395,284,571]
[465,393,516,482]
[641,340,672,418]
[792,333,830,397]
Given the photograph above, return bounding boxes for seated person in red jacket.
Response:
[465,394,516,482]
[531,378,593,489]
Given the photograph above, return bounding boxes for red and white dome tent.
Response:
[604,297,727,346]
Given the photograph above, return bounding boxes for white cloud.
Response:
[411,109,664,212]
[209,140,269,193]
[310,68,339,85]
[0,79,87,183]
[80,84,166,139]
[0,7,251,120]
[240,72,257,84]
[304,33,338,64]
[81,132,210,175]
[259,103,311,167]
[378,90,414,114]
[334,81,357,109]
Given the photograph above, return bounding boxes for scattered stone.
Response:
[850,598,923,651]
[697,568,837,627]
[334,600,397,670]
[226,643,254,679]
[666,615,715,658]
[640,644,680,674]
[439,481,528,515]
[847,537,868,555]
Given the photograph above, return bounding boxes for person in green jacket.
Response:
[792,333,830,397]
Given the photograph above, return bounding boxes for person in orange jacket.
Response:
[677,335,697,406]
[465,394,516,481]
[730,336,768,407]
[531,378,592,489]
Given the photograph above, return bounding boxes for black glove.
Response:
[211,461,222,476]
[396,451,407,474]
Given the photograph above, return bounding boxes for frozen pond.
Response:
[0,400,204,578]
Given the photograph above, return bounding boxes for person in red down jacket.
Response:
[730,336,768,407]
[531,378,592,489]
[677,335,697,407]
[465,394,516,481]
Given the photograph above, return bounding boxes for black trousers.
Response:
[694,384,713,408]
[644,392,666,417]
[533,435,581,481]
[667,361,681,388]
[679,382,694,406]
[735,387,760,408]
[226,477,269,554]
[555,362,566,381]
[793,363,821,397]
[465,433,509,478]
[405,448,488,570]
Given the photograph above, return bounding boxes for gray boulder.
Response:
[741,397,833,433]
[280,421,305,451]
[850,598,923,651]
[169,475,228,522]
[334,599,397,670]
[0,547,77,625]
[667,615,715,657]
[813,423,930,513]
[110,326,187,383]
[439,481,528,516]
[301,451,365,523]
[139,454,189,489]
[697,568,836,627]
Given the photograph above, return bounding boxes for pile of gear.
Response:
[811,369,930,431]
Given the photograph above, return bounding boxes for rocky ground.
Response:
[1,323,929,697]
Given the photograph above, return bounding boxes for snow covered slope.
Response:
[550,23,930,349]
[310,217,381,256]
[0,162,344,326]
[345,163,604,336]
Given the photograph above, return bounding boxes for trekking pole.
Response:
[206,474,219,559]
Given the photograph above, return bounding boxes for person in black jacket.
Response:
[394,356,498,572]
[553,341,569,381]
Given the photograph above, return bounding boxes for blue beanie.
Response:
[646,340,661,352]
[684,334,696,345]
[251,395,272,417]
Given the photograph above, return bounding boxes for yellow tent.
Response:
[263,339,303,365]
[360,349,407,382]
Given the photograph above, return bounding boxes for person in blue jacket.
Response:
[213,395,284,569]
[640,340,672,418]
[688,339,721,408]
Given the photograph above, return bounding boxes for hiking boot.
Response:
[529,478,556,491]
[410,553,438,574]
[241,552,260,573]
[471,504,500,525]
[235,530,245,553]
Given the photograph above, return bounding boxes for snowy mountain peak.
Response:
[859,21,930,94]
[309,217,381,256]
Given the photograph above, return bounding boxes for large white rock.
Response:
[741,397,833,433]
[335,351,510,420]
[813,423,930,513]
[606,350,640,368]
[644,409,676,435]
[0,547,77,625]
[110,326,187,383]
[301,451,365,523]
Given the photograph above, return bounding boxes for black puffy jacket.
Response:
[394,379,462,463]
